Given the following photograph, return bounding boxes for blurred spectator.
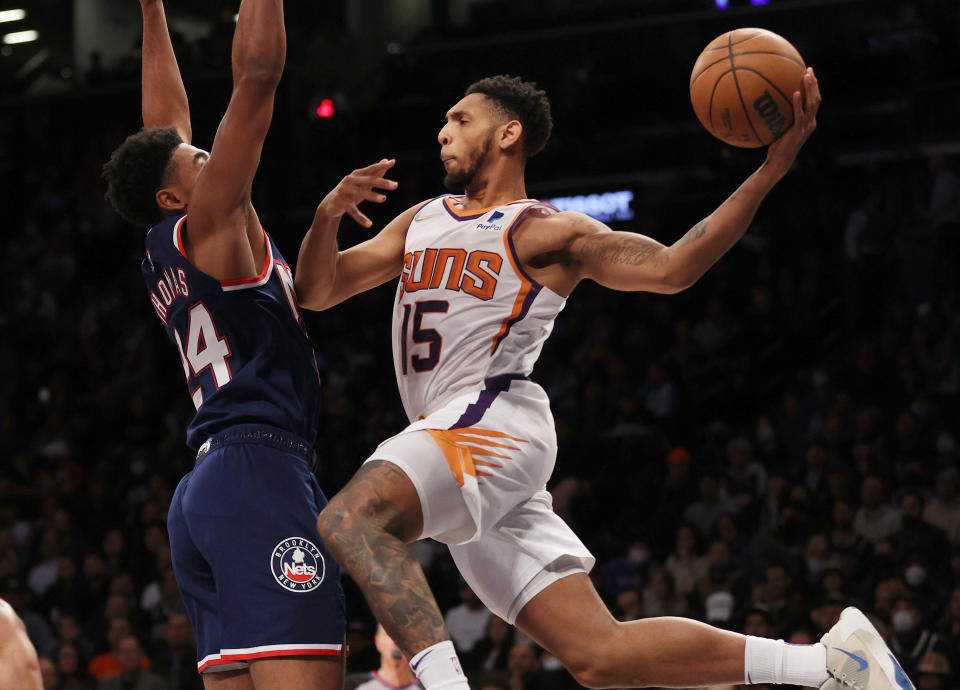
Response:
[723,437,767,520]
[613,588,643,622]
[914,650,950,690]
[684,475,730,540]
[923,468,960,544]
[888,596,944,679]
[56,643,92,690]
[96,636,164,690]
[665,524,707,599]
[853,476,902,544]
[56,613,94,661]
[40,656,61,690]
[150,614,201,690]
[642,567,686,617]
[741,605,774,638]
[444,580,490,655]
[28,530,63,598]
[345,624,422,690]
[462,615,515,676]
[87,619,150,681]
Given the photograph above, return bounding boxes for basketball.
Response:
[690,28,806,148]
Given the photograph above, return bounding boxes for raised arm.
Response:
[546,68,820,295]
[185,0,284,273]
[296,162,416,310]
[140,0,190,142]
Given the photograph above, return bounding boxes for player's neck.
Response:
[460,166,527,211]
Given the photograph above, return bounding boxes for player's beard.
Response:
[443,130,494,193]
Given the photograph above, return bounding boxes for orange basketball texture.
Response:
[690,28,806,148]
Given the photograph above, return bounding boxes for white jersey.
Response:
[393,195,566,422]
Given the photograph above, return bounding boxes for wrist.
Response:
[756,160,788,187]
[315,200,344,222]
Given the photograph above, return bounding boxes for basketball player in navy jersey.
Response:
[101,1,396,687]
[299,76,915,690]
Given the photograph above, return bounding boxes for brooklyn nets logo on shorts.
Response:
[270,537,325,592]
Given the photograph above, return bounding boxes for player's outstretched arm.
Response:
[566,67,820,294]
[139,0,191,142]
[186,0,284,267]
[296,167,417,311]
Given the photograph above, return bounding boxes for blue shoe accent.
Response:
[837,649,868,672]
[888,653,914,690]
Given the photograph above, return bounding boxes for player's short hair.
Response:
[103,127,183,228]
[466,75,553,158]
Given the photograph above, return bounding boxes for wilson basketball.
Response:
[690,28,806,148]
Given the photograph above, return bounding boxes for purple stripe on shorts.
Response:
[450,374,529,429]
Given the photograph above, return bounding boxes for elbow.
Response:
[656,269,697,294]
[293,279,327,312]
[237,58,283,86]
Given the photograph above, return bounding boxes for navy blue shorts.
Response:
[167,425,345,674]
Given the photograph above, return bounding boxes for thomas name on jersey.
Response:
[401,248,501,301]
[148,257,190,325]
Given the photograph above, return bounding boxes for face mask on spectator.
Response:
[904,565,927,587]
[892,609,914,634]
[627,547,650,567]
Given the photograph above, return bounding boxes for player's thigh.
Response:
[448,491,594,623]
[248,655,344,690]
[514,572,619,658]
[203,667,255,690]
[323,458,428,543]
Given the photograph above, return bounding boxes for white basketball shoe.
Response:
[818,607,916,689]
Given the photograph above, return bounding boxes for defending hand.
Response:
[318,159,399,228]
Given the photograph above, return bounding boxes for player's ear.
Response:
[498,119,523,153]
[156,187,186,212]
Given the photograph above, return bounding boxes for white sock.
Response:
[744,636,828,687]
[409,640,470,689]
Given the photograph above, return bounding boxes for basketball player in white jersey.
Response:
[300,75,913,689]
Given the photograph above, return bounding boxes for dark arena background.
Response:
[3,0,960,688]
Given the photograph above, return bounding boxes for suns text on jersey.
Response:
[401,247,501,301]
[149,266,190,324]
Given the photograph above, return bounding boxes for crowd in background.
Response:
[3,2,960,689]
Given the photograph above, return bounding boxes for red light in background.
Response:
[316,98,335,118]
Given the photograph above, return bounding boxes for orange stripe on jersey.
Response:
[443,196,537,219]
[427,427,528,486]
[490,208,535,355]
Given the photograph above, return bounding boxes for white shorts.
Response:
[366,379,595,623]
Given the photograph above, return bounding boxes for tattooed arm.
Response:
[566,165,779,293]
[524,67,822,295]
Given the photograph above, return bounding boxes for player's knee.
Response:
[567,660,608,688]
[563,639,649,689]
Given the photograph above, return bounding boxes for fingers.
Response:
[355,158,396,175]
[791,89,804,124]
[347,207,373,228]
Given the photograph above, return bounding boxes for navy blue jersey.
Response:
[141,214,321,449]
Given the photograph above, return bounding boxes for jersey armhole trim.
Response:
[220,228,274,291]
[173,215,189,259]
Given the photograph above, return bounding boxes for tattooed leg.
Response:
[316,460,449,656]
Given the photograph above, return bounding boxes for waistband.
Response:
[195,424,314,463]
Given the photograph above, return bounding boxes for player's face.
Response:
[439,93,499,193]
[157,144,210,213]
[172,144,210,197]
